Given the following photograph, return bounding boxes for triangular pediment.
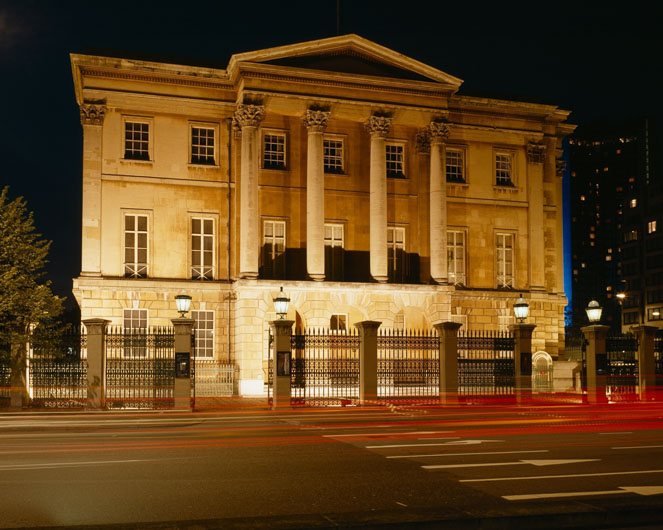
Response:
[228,34,462,88]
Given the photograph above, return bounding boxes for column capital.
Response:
[555,157,567,177]
[302,109,331,132]
[416,129,430,154]
[428,121,450,144]
[527,142,546,163]
[365,115,392,137]
[234,103,265,128]
[79,104,106,126]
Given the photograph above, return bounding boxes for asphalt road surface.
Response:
[1,401,663,529]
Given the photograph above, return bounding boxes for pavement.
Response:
[1,398,663,529]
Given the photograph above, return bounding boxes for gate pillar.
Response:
[632,325,657,401]
[9,342,28,409]
[172,318,194,411]
[83,318,109,409]
[581,325,610,404]
[433,321,462,403]
[510,323,536,403]
[269,320,294,409]
[355,320,381,404]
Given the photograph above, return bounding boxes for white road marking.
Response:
[461,469,663,483]
[613,445,663,450]
[0,459,147,471]
[504,485,663,501]
[367,439,503,449]
[388,450,548,459]
[424,459,598,470]
[599,431,632,435]
[323,431,454,438]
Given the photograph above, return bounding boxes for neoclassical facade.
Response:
[71,35,574,395]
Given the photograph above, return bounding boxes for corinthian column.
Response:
[527,141,546,291]
[303,109,330,281]
[235,104,265,279]
[365,115,392,283]
[79,103,106,277]
[429,121,449,284]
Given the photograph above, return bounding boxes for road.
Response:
[1,401,663,528]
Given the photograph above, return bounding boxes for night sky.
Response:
[1,1,660,310]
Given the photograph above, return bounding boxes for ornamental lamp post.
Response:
[273,287,290,319]
[175,294,192,318]
[586,300,602,324]
[513,293,530,323]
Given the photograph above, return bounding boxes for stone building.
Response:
[71,35,574,395]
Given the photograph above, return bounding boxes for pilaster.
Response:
[80,103,106,277]
[526,141,546,291]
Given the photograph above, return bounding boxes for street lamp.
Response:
[273,286,290,319]
[586,300,602,323]
[513,293,529,323]
[175,294,192,318]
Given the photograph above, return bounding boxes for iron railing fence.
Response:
[289,329,360,404]
[655,331,663,387]
[192,359,235,398]
[457,330,515,398]
[105,327,175,409]
[0,353,10,406]
[606,333,638,402]
[28,327,87,408]
[377,329,439,398]
[563,332,585,362]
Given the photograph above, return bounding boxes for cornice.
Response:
[79,65,233,91]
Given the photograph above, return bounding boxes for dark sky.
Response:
[1,1,661,308]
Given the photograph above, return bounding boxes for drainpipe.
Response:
[227,118,233,363]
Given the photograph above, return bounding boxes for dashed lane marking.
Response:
[461,469,663,483]
[387,450,548,459]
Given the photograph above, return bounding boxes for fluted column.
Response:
[303,109,330,281]
[80,103,106,276]
[365,115,392,283]
[429,121,449,284]
[235,104,265,279]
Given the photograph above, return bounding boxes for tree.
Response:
[0,186,63,361]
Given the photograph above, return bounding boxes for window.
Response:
[623,311,639,325]
[324,223,344,281]
[330,314,347,332]
[648,307,662,321]
[496,232,514,288]
[323,138,344,174]
[192,310,214,358]
[191,218,214,280]
[124,214,148,278]
[263,132,286,170]
[123,309,148,357]
[446,148,465,183]
[495,152,514,186]
[124,121,150,160]
[630,198,637,208]
[262,220,286,279]
[191,126,215,165]
[386,142,405,178]
[387,226,406,283]
[447,230,466,286]
[649,221,658,234]
[624,230,639,242]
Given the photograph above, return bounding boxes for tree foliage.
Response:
[0,186,63,354]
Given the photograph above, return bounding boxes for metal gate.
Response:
[105,327,175,409]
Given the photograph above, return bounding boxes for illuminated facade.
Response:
[71,35,573,394]
[569,119,662,332]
